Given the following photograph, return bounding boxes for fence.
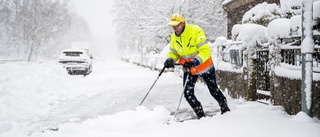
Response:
[217,36,320,100]
[280,35,320,72]
[215,37,320,118]
[219,41,243,69]
[256,50,270,95]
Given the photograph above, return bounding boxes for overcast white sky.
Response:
[70,0,119,58]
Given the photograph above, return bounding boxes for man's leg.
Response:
[201,69,230,114]
[183,72,205,118]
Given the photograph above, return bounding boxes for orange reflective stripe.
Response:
[178,52,198,64]
[178,56,214,75]
[178,57,193,64]
[190,57,213,75]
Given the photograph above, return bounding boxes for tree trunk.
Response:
[27,41,34,62]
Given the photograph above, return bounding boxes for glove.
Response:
[183,61,194,69]
[164,58,174,68]
[184,58,200,69]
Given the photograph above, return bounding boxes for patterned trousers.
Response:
[183,67,226,118]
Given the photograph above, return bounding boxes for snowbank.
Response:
[16,102,320,137]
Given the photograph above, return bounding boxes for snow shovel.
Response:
[174,70,190,118]
[139,66,166,106]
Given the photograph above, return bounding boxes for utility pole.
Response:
[301,0,314,116]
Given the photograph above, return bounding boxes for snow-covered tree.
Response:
[0,0,72,61]
[112,0,227,54]
[112,0,174,54]
[180,0,227,41]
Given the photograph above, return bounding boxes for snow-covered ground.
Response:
[1,59,320,137]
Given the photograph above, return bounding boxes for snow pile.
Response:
[293,111,318,123]
[213,36,227,46]
[231,24,242,40]
[267,18,291,39]
[15,101,320,137]
[234,24,269,43]
[28,106,170,137]
[274,64,320,80]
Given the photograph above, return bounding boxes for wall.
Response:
[271,76,320,118]
[216,70,246,98]
[216,69,320,119]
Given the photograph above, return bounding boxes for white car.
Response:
[58,49,92,75]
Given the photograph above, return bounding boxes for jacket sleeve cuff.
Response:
[192,58,200,66]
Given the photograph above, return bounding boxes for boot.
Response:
[194,106,205,119]
[196,111,205,119]
[220,102,230,114]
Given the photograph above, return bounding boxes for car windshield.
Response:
[63,51,83,57]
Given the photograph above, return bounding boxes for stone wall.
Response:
[271,76,320,118]
[216,69,320,119]
[216,70,246,99]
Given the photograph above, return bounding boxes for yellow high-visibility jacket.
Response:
[168,23,214,75]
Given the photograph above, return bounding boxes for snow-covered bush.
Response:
[231,24,242,41]
[230,24,269,70]
[267,18,289,72]
[235,24,269,44]
[267,18,291,39]
[230,23,270,100]
[242,2,281,27]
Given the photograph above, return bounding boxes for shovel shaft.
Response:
[139,66,166,106]
[174,71,190,117]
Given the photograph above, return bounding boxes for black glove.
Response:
[164,58,174,68]
[183,61,194,69]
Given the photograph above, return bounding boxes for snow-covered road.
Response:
[1,59,320,137]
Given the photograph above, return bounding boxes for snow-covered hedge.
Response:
[242,2,281,27]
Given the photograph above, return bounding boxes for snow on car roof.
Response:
[62,48,87,53]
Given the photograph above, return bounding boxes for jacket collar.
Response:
[175,24,186,37]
